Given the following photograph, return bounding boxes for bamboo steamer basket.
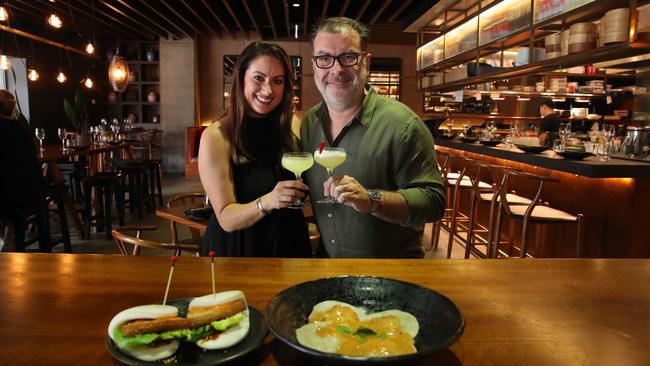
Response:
[561,30,570,56]
[545,34,562,57]
[568,22,597,53]
[601,8,636,44]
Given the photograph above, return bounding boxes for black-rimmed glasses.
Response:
[312,52,368,69]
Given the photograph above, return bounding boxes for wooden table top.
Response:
[1,254,648,365]
[38,143,131,162]
[156,204,209,231]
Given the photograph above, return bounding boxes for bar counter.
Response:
[0,254,648,366]
[434,139,650,178]
[434,139,650,258]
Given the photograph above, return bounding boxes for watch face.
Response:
[368,190,381,201]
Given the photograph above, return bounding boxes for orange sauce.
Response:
[309,305,415,357]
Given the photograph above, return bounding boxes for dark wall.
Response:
[4,38,104,145]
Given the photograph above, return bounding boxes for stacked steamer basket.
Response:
[569,22,598,54]
[561,29,571,56]
[545,33,562,59]
[600,8,635,45]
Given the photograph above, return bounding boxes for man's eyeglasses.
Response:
[312,52,368,69]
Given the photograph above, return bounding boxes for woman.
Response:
[198,41,311,257]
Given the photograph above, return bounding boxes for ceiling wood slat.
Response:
[182,0,218,37]
[263,0,277,39]
[136,0,190,39]
[81,0,152,39]
[320,0,329,21]
[242,0,261,37]
[302,0,309,38]
[283,0,291,38]
[222,0,245,34]
[369,0,392,25]
[355,0,372,21]
[387,0,414,22]
[15,0,113,39]
[98,0,158,37]
[339,0,350,17]
[116,0,182,39]
[159,0,202,37]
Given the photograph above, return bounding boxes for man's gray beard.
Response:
[320,70,367,112]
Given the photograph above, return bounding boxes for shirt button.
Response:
[330,239,336,244]
[327,213,333,218]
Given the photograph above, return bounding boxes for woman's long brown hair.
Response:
[226,41,295,163]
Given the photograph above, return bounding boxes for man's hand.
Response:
[324,175,371,213]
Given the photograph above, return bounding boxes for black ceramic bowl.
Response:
[266,276,464,364]
[556,150,592,160]
[459,136,478,143]
[516,144,548,154]
[479,139,502,147]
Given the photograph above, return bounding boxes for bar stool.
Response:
[429,150,461,251]
[464,162,532,259]
[445,157,492,258]
[492,169,583,258]
[111,159,152,219]
[82,172,125,240]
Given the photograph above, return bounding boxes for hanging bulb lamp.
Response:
[56,71,66,83]
[83,77,93,88]
[0,6,8,22]
[0,55,9,70]
[47,13,62,28]
[28,69,39,81]
[85,42,95,55]
[108,52,128,92]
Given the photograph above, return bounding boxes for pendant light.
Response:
[83,76,93,88]
[56,70,67,83]
[47,13,62,28]
[108,47,128,92]
[0,6,8,22]
[28,69,39,81]
[85,42,95,55]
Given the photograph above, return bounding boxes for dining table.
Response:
[0,253,648,365]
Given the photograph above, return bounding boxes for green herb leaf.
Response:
[354,326,377,337]
[336,325,353,335]
[376,333,387,340]
[357,335,368,344]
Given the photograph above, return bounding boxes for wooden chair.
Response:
[111,225,199,256]
[166,192,206,244]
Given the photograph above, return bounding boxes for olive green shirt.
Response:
[300,85,446,258]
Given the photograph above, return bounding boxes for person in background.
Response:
[198,41,311,258]
[300,17,446,258]
[0,89,49,251]
[538,99,560,146]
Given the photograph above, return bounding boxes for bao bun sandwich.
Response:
[108,290,250,361]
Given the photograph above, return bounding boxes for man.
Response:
[538,99,560,146]
[300,17,446,258]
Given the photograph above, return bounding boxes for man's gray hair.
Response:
[310,17,370,50]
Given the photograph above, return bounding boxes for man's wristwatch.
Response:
[367,190,382,213]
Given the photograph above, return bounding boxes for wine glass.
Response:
[313,147,346,204]
[485,120,495,140]
[509,122,520,147]
[602,124,615,143]
[281,152,314,209]
[446,120,454,135]
[57,128,67,151]
[35,128,45,150]
[462,122,470,136]
[559,122,571,142]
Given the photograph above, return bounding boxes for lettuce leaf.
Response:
[112,311,246,349]
[211,312,245,331]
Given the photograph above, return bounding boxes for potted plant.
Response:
[63,90,91,145]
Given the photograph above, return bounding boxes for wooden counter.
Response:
[435,140,650,258]
[0,254,648,366]
[435,139,650,178]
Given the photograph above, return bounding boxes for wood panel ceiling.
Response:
[3,0,437,46]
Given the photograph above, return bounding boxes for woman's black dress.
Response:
[201,116,312,257]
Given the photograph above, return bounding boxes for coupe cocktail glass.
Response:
[313,147,346,204]
[281,152,314,209]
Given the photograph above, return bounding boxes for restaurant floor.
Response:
[7,175,467,259]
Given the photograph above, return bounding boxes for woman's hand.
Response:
[262,180,310,210]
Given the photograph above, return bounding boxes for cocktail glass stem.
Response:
[317,168,337,204]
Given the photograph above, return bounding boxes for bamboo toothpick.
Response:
[162,255,179,305]
[209,250,216,296]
